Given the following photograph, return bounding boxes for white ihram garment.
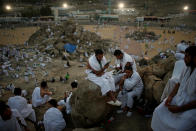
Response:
[86,55,115,95]
[118,71,143,108]
[58,92,72,114]
[114,52,137,83]
[0,109,27,131]
[44,107,66,131]
[65,92,72,114]
[115,52,137,72]
[32,87,50,107]
[151,67,196,131]
[161,60,186,101]
[175,43,188,60]
[8,96,36,122]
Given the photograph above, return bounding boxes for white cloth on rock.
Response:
[0,109,27,131]
[32,87,50,107]
[8,96,36,122]
[118,71,143,108]
[151,67,196,131]
[86,55,115,95]
[44,107,66,131]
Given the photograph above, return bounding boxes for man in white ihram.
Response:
[32,81,52,107]
[113,49,137,83]
[175,40,188,60]
[0,101,28,131]
[44,99,66,131]
[8,88,36,123]
[86,49,121,106]
[151,46,196,131]
[161,41,188,101]
[117,65,143,117]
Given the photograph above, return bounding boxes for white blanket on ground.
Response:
[86,55,115,95]
[44,107,66,131]
[32,87,50,107]
[0,109,27,131]
[152,67,196,131]
[8,96,36,122]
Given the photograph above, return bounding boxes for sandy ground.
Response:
[0,27,39,45]
[83,25,196,58]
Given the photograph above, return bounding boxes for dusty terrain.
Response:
[1,25,195,58]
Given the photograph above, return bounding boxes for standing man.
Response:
[151,46,196,131]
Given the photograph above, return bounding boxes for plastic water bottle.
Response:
[65,72,69,80]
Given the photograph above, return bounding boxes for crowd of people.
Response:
[0,80,78,131]
[0,44,196,130]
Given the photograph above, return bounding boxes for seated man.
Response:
[151,46,196,131]
[161,60,186,101]
[175,40,189,60]
[117,65,143,117]
[86,49,121,106]
[8,88,36,123]
[44,99,66,131]
[58,80,78,114]
[113,49,137,83]
[0,101,28,131]
[32,81,52,107]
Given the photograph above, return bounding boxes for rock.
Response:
[139,54,175,103]
[53,49,59,57]
[143,75,158,102]
[152,81,165,102]
[70,80,113,128]
[163,71,173,84]
[138,65,153,78]
[27,20,114,61]
[55,42,65,50]
[152,64,165,78]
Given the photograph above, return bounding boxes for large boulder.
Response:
[152,81,165,102]
[70,80,113,128]
[143,75,159,101]
[139,55,176,103]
